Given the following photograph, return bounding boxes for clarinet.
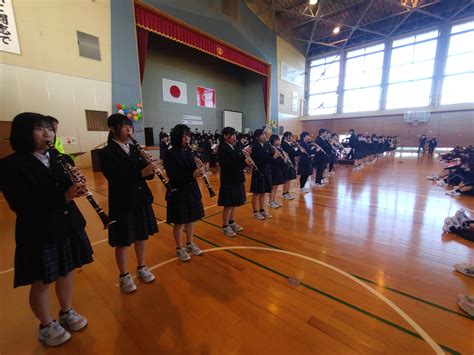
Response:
[188,145,216,198]
[47,143,116,229]
[128,135,177,197]
[242,145,262,176]
[277,146,294,168]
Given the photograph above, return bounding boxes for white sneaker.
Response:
[314,183,325,188]
[59,308,87,332]
[330,171,335,175]
[436,180,448,187]
[253,212,265,220]
[186,242,203,256]
[446,190,461,196]
[222,225,237,237]
[261,211,272,219]
[229,222,244,232]
[454,263,474,277]
[282,193,293,200]
[38,320,71,347]
[276,201,282,207]
[322,179,329,184]
[137,266,155,283]
[427,174,438,180]
[300,188,309,193]
[457,294,474,316]
[119,274,138,293]
[454,209,470,225]
[268,201,279,209]
[176,247,191,262]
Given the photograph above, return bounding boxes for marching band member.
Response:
[281,131,298,199]
[218,127,252,237]
[268,134,287,208]
[0,113,93,346]
[99,114,158,293]
[250,129,274,220]
[164,124,204,261]
[297,132,314,193]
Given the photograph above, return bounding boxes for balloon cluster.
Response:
[116,103,143,122]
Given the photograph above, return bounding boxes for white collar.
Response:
[113,139,130,154]
[32,151,51,168]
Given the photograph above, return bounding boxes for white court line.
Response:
[0,268,14,276]
[123,246,443,355]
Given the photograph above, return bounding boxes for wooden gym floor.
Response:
[0,153,473,354]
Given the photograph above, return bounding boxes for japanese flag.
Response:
[162,78,187,104]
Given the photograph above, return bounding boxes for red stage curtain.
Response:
[136,26,149,82]
[134,2,270,121]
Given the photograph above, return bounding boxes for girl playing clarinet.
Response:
[164,124,204,261]
[281,131,298,200]
[0,113,93,346]
[268,134,287,208]
[99,114,158,293]
[250,129,274,220]
[217,127,252,237]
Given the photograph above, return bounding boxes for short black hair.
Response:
[318,128,327,135]
[170,124,190,147]
[222,127,236,137]
[349,129,354,133]
[269,134,280,145]
[10,112,53,153]
[253,129,264,139]
[300,131,310,140]
[47,116,59,124]
[283,131,292,139]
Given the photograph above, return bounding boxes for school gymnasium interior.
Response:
[0,0,473,354]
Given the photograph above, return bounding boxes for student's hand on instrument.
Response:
[70,167,86,181]
[65,182,86,202]
[141,163,156,177]
[273,151,279,159]
[245,157,253,166]
[193,168,203,178]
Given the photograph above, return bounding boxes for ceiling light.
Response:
[333,26,341,34]
[309,0,318,5]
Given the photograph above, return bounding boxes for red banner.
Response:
[134,2,270,77]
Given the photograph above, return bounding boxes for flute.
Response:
[129,135,177,197]
[47,143,116,229]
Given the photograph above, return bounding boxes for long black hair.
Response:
[170,124,190,148]
[107,113,133,143]
[10,112,54,153]
[269,134,280,145]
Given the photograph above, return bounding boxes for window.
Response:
[441,20,474,105]
[308,55,340,115]
[386,30,438,109]
[343,43,384,112]
[85,110,108,131]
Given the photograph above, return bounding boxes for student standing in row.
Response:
[217,127,252,237]
[0,113,93,346]
[99,114,158,293]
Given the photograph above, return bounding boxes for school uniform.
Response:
[297,141,313,189]
[99,140,158,247]
[0,151,93,287]
[199,139,212,163]
[250,141,273,193]
[348,133,359,160]
[217,142,247,207]
[270,148,287,186]
[315,136,328,183]
[164,146,205,224]
[281,140,298,180]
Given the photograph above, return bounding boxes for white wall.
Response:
[0,63,111,167]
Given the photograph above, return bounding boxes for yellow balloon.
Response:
[133,115,139,121]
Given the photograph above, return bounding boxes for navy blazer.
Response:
[250,141,273,172]
[99,141,154,211]
[163,147,202,203]
[218,142,247,185]
[281,140,300,165]
[0,151,86,246]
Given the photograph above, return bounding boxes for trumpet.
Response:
[242,145,262,176]
[47,142,116,229]
[188,145,216,198]
[128,135,177,197]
